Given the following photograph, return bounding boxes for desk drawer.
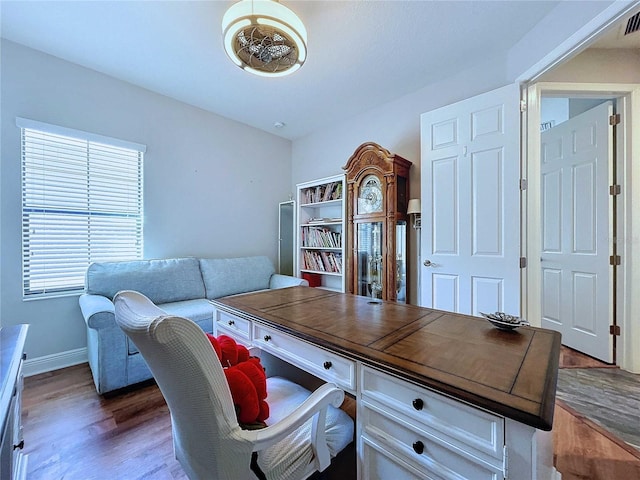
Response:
[253,324,356,393]
[361,366,504,464]
[214,310,251,342]
[361,404,503,480]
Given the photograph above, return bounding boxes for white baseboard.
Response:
[23,347,88,377]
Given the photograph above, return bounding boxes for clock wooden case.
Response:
[343,142,411,302]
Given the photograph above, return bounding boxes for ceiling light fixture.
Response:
[222,0,307,77]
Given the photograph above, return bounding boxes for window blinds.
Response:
[18,118,145,298]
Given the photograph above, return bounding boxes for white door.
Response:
[540,101,613,363]
[420,84,521,316]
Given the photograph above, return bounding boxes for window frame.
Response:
[17,117,146,299]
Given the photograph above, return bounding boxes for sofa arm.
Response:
[269,274,309,289]
[79,293,116,330]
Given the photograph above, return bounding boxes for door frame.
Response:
[523,83,639,372]
[516,1,640,373]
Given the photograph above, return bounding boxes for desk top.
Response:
[212,287,561,431]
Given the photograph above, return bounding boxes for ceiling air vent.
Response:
[624,12,640,35]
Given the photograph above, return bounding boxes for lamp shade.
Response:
[407,198,421,215]
[222,0,307,77]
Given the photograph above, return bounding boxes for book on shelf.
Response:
[332,182,342,200]
[301,226,342,248]
[301,181,343,204]
[320,251,333,271]
[302,250,342,274]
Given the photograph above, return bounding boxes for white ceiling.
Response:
[1,1,637,140]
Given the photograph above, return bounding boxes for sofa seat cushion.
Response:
[200,256,275,299]
[126,299,214,355]
[86,257,205,303]
[159,299,214,326]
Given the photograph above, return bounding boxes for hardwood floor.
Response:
[554,347,640,480]
[21,354,640,480]
[22,365,185,480]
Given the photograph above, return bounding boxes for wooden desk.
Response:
[212,287,561,479]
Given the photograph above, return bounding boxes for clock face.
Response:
[358,175,383,214]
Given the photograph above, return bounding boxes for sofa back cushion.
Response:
[199,256,274,299]
[85,257,205,303]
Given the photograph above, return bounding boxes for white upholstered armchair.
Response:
[114,290,353,480]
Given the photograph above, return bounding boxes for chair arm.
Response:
[245,382,344,451]
[269,274,309,289]
[79,293,115,330]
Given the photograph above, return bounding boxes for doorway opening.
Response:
[538,94,619,364]
[524,82,638,371]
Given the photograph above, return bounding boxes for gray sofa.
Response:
[78,256,308,394]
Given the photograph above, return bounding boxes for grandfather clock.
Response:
[343,142,411,302]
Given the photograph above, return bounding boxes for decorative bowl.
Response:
[480,312,530,331]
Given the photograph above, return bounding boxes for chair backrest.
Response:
[114,290,254,479]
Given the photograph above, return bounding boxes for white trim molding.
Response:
[23,347,88,377]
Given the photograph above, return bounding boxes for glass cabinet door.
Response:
[395,222,407,303]
[356,222,384,299]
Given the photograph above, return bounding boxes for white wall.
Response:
[541,97,569,127]
[540,49,640,84]
[0,39,3,329]
[290,0,618,307]
[506,0,619,81]
[0,40,292,362]
[291,54,508,305]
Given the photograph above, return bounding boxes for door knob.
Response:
[423,260,433,267]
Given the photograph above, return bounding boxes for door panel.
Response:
[420,84,521,316]
[433,157,457,254]
[433,274,458,312]
[473,147,503,255]
[540,101,612,362]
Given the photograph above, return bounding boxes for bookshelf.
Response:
[296,174,346,292]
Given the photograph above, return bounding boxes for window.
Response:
[18,118,145,298]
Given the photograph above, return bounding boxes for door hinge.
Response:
[609,113,621,126]
[609,184,621,196]
[610,325,621,336]
[520,179,528,190]
[519,257,527,268]
[503,445,509,479]
[610,255,621,266]
[520,100,527,112]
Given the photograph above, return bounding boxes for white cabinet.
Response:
[357,365,559,480]
[0,325,29,480]
[358,365,505,479]
[214,309,252,344]
[214,307,356,395]
[296,174,346,292]
[253,323,356,394]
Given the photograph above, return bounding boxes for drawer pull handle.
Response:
[412,440,424,455]
[263,335,271,342]
[412,398,424,411]
[228,320,235,326]
[323,361,332,370]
